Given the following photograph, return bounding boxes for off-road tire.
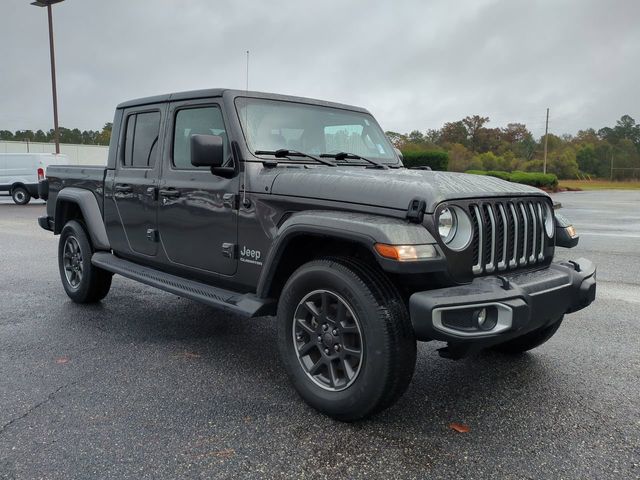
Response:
[58,220,112,303]
[11,186,31,205]
[492,316,564,354]
[277,257,417,421]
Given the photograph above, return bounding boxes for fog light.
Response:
[473,307,497,331]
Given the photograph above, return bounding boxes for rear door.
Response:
[156,99,238,276]
[110,106,165,257]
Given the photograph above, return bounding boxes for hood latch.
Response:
[406,198,427,224]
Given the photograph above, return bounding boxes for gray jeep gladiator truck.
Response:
[38,89,596,421]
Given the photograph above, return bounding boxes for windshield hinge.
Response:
[406,198,427,223]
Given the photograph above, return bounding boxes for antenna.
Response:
[246,50,250,91]
[242,50,250,207]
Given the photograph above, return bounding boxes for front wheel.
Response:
[58,220,112,303]
[11,186,31,205]
[277,257,416,421]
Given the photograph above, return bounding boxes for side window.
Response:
[123,111,161,168]
[173,106,227,170]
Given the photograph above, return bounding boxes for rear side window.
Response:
[123,111,161,168]
[173,106,228,170]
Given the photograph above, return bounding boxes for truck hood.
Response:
[270,167,546,212]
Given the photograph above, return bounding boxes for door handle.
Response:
[146,186,158,200]
[115,184,132,193]
[159,188,181,198]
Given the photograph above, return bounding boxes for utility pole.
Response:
[610,152,614,181]
[543,107,549,175]
[47,3,60,154]
[30,0,64,154]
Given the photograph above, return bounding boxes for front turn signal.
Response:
[374,243,438,261]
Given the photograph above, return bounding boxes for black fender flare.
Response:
[54,187,110,251]
[256,210,442,298]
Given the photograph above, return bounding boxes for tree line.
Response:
[386,114,640,179]
[0,123,112,146]
[2,115,639,179]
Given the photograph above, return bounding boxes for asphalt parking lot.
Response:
[0,191,638,479]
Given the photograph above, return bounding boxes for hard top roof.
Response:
[116,89,369,113]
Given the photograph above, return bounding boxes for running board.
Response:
[91,252,275,318]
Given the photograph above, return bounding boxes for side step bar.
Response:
[92,252,275,318]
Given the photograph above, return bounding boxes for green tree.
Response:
[447,143,473,172]
[576,145,598,175]
[439,121,467,146]
[614,115,640,147]
[462,115,490,152]
[96,123,112,146]
[548,148,579,179]
[407,130,425,144]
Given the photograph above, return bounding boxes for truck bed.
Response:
[45,165,108,219]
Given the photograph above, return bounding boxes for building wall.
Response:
[0,141,108,165]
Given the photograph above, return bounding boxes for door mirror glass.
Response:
[190,134,224,167]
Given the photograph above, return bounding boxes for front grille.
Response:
[469,199,548,275]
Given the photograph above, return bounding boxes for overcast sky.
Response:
[1,0,638,138]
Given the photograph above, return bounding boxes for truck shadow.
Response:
[60,290,559,430]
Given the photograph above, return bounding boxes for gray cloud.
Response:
[0,0,638,138]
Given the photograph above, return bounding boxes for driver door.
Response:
[157,100,238,276]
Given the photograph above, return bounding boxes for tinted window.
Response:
[123,111,161,168]
[173,106,228,169]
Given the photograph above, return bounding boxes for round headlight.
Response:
[437,206,473,251]
[438,208,457,243]
[543,203,554,237]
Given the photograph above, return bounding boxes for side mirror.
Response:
[190,134,224,168]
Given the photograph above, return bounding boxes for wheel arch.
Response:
[10,182,29,194]
[256,210,437,299]
[54,187,110,251]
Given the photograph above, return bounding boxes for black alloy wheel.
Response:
[62,235,84,289]
[277,257,417,421]
[58,220,112,303]
[292,289,364,391]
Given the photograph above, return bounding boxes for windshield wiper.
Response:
[255,149,336,167]
[320,152,388,170]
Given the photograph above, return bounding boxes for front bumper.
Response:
[409,258,596,355]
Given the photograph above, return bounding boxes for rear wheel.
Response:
[58,220,112,303]
[492,316,564,354]
[277,257,416,421]
[11,186,31,205]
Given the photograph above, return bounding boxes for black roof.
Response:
[116,88,369,113]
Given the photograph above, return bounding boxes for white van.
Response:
[0,153,70,205]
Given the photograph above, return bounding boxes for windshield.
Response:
[235,97,398,164]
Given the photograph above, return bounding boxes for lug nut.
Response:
[317,335,322,342]
[324,348,330,355]
[334,344,341,352]
[322,324,328,332]
[332,329,338,335]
